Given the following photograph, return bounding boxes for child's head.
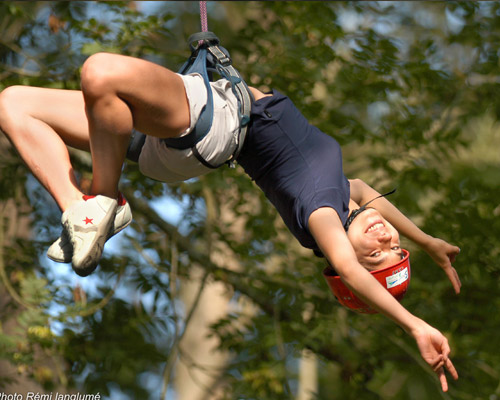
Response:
[345,207,403,271]
[323,248,411,313]
[322,205,411,314]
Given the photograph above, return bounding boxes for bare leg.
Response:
[0,87,90,211]
[0,55,192,274]
[0,54,190,208]
[79,53,190,199]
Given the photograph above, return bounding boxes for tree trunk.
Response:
[0,136,69,394]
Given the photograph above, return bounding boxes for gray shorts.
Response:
[137,73,240,182]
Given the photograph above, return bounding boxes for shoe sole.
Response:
[47,216,132,264]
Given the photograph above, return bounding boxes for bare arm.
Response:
[349,179,461,293]
[309,207,458,391]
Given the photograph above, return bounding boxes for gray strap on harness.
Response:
[164,31,253,169]
[205,39,253,167]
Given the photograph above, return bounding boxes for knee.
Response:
[0,86,25,136]
[80,53,122,100]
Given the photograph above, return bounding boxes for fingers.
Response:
[432,355,445,371]
[436,357,458,392]
[444,246,462,294]
[445,357,459,381]
[415,324,458,392]
[448,246,460,263]
[440,336,451,359]
[452,267,462,293]
[445,266,462,294]
[448,252,456,264]
[436,338,458,392]
[438,368,449,392]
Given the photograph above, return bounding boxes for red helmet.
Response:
[323,249,411,314]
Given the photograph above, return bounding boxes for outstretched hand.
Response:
[424,237,461,294]
[413,322,458,392]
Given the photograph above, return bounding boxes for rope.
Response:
[199,1,208,32]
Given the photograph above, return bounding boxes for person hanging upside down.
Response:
[0,50,460,391]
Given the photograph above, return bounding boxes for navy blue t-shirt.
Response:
[237,90,350,251]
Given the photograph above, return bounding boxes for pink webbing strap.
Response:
[199,1,208,32]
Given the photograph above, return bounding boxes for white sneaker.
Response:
[47,195,132,264]
[61,195,118,276]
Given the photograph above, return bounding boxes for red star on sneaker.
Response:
[83,217,93,225]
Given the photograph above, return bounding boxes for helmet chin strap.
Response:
[343,189,396,232]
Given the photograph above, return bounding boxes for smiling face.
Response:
[346,208,403,271]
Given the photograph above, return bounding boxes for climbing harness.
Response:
[127,1,253,169]
[162,30,253,168]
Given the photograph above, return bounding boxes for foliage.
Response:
[0,1,499,399]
